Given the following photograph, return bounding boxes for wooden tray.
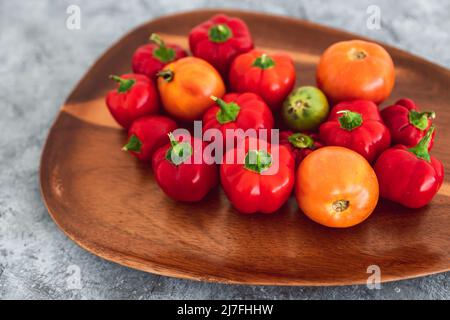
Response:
[40,9,450,286]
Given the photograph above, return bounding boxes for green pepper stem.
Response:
[109,75,136,93]
[252,53,275,69]
[244,150,272,174]
[168,132,178,147]
[337,110,363,131]
[408,125,435,162]
[122,134,142,152]
[149,33,164,47]
[210,96,240,124]
[208,24,233,43]
[288,133,314,149]
[409,110,436,131]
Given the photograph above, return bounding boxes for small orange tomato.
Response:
[295,146,379,228]
[316,40,395,104]
[157,57,225,121]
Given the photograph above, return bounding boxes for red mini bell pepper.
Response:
[374,126,443,208]
[106,74,160,129]
[381,98,435,150]
[279,131,323,167]
[229,49,296,111]
[132,33,187,80]
[189,14,254,79]
[220,137,295,214]
[202,92,274,144]
[319,100,391,163]
[122,115,178,162]
[152,132,218,202]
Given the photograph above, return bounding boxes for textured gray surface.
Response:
[0,0,449,300]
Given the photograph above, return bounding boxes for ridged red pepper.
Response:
[319,100,391,163]
[229,49,296,111]
[202,92,274,144]
[189,14,254,79]
[381,98,435,150]
[374,126,443,208]
[122,115,178,162]
[152,132,218,202]
[132,33,187,80]
[220,137,295,214]
[279,131,323,167]
[106,74,160,129]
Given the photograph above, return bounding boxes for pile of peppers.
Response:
[104,13,444,224]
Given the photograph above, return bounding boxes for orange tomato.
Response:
[295,146,379,228]
[157,57,225,121]
[316,40,395,104]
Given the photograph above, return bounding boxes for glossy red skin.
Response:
[189,14,254,79]
[220,137,295,214]
[279,131,323,167]
[131,43,187,80]
[127,115,178,162]
[202,92,274,145]
[374,145,444,208]
[152,133,218,202]
[105,74,160,129]
[319,100,391,163]
[381,98,434,150]
[229,49,296,111]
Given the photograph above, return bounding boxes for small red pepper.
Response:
[122,115,178,162]
[381,98,435,150]
[319,100,391,163]
[202,92,274,144]
[189,14,254,79]
[279,131,323,167]
[229,50,296,111]
[106,74,160,129]
[220,137,295,214]
[132,33,187,80]
[152,132,218,202]
[374,126,444,208]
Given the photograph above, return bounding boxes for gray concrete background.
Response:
[0,0,449,299]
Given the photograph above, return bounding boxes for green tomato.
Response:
[282,86,329,131]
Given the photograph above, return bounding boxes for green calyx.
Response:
[122,135,142,152]
[244,150,272,174]
[408,125,435,162]
[337,110,363,131]
[157,69,174,82]
[211,96,240,124]
[150,33,176,63]
[208,24,233,43]
[252,53,275,69]
[165,133,192,166]
[408,110,435,131]
[288,133,315,149]
[110,75,136,93]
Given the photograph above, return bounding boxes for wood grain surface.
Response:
[40,9,450,286]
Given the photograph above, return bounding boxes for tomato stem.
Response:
[332,200,350,212]
[157,69,174,82]
[109,75,136,93]
[408,125,434,162]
